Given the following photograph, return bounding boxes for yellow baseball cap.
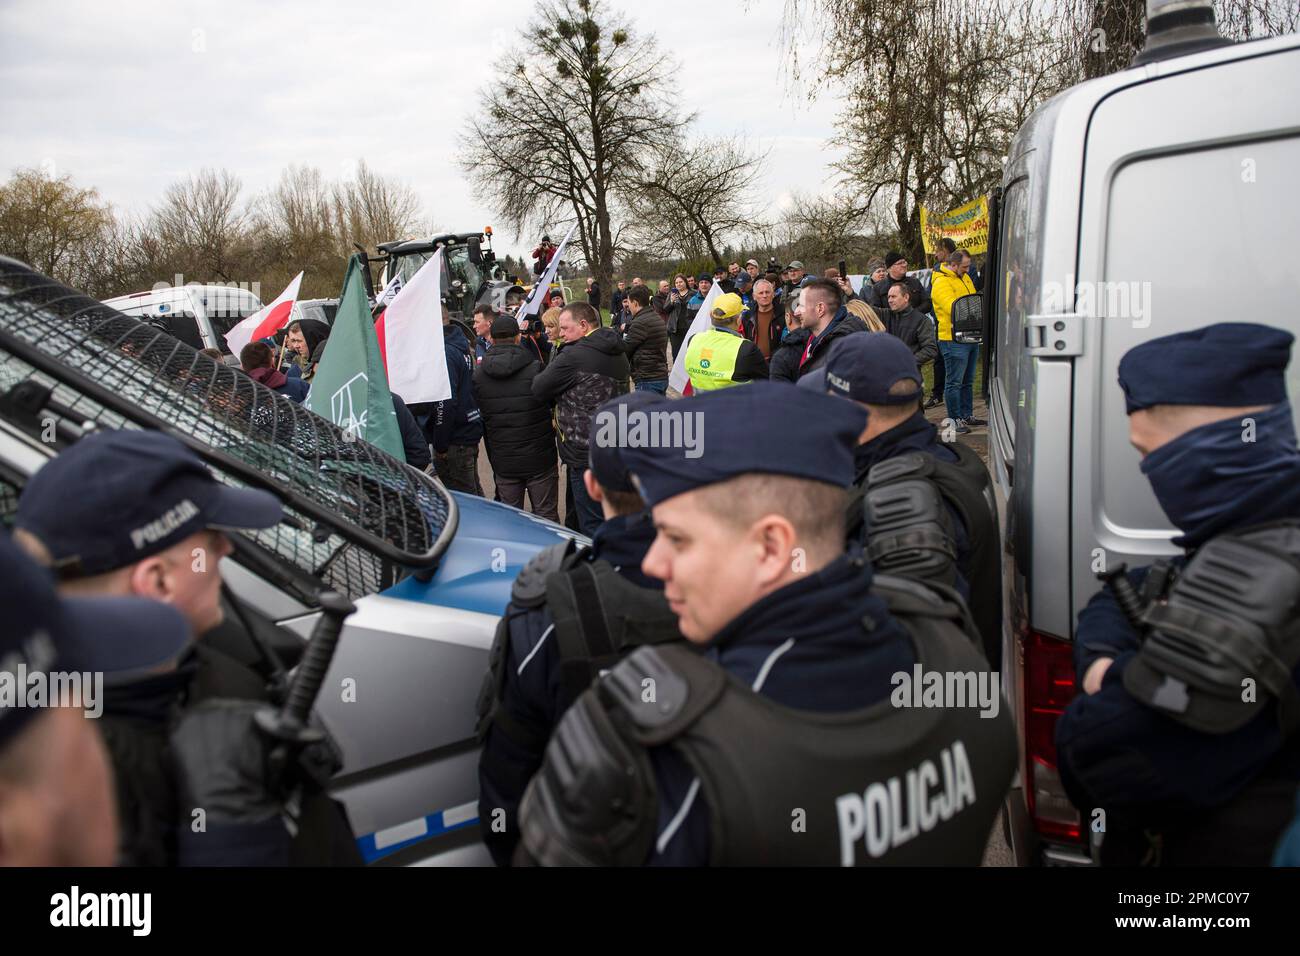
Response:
[710,292,745,322]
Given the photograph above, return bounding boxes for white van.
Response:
[985,5,1300,865]
[103,284,263,354]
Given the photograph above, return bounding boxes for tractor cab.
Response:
[376,229,513,320]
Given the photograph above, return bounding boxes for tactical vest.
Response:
[849,442,1002,668]
[476,540,683,747]
[1104,519,1300,865]
[684,328,746,392]
[518,575,1016,866]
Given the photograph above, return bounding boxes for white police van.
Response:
[103,284,264,355]
[0,257,580,865]
[984,0,1300,865]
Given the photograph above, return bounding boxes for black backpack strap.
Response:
[547,560,616,708]
[547,559,685,711]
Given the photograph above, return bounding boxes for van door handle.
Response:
[1025,313,1083,357]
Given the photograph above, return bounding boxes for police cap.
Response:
[16,430,283,578]
[1118,323,1294,414]
[825,332,923,405]
[622,381,865,507]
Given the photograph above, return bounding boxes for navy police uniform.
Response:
[820,333,1002,667]
[515,382,1016,866]
[1056,324,1300,865]
[15,430,360,867]
[476,392,683,866]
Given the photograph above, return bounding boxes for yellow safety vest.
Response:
[685,327,747,392]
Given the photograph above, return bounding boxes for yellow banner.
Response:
[920,196,989,256]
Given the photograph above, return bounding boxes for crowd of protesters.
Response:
[225,241,985,534]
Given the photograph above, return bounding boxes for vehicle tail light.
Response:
[1024,630,1083,842]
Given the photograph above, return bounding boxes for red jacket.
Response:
[531,244,556,274]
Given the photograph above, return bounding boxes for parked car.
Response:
[102,283,263,355]
[983,3,1300,865]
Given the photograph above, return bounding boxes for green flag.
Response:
[306,255,406,461]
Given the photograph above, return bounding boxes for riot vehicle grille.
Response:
[0,257,456,600]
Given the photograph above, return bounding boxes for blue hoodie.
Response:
[426,326,484,452]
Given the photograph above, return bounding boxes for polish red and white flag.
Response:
[223,271,304,357]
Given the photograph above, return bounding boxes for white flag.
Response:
[377,250,451,403]
[375,271,404,309]
[223,272,303,357]
[668,282,723,394]
[517,223,577,321]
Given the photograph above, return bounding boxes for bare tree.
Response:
[251,165,344,298]
[331,159,422,255]
[149,168,250,283]
[460,0,682,295]
[780,191,877,268]
[0,168,114,288]
[624,138,768,263]
[786,0,1295,262]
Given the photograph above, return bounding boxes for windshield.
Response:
[391,243,482,313]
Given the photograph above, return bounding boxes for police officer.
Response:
[13,429,360,866]
[1056,323,1300,865]
[683,292,768,392]
[820,333,1002,667]
[0,533,190,866]
[476,391,683,866]
[515,382,1015,865]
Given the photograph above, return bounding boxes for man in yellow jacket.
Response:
[684,292,769,392]
[931,249,980,434]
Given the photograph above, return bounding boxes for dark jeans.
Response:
[635,379,668,394]
[669,329,689,362]
[939,340,979,421]
[929,318,945,397]
[495,465,560,523]
[567,465,604,536]
[435,443,483,496]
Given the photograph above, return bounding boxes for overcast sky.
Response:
[0,0,843,262]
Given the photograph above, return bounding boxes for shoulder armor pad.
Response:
[866,451,934,489]
[511,539,581,607]
[515,693,657,866]
[864,477,957,584]
[600,645,726,745]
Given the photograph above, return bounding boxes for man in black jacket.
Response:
[474,314,559,521]
[531,303,630,535]
[621,285,669,393]
[871,251,932,315]
[791,278,869,380]
[883,280,938,373]
[428,305,485,495]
